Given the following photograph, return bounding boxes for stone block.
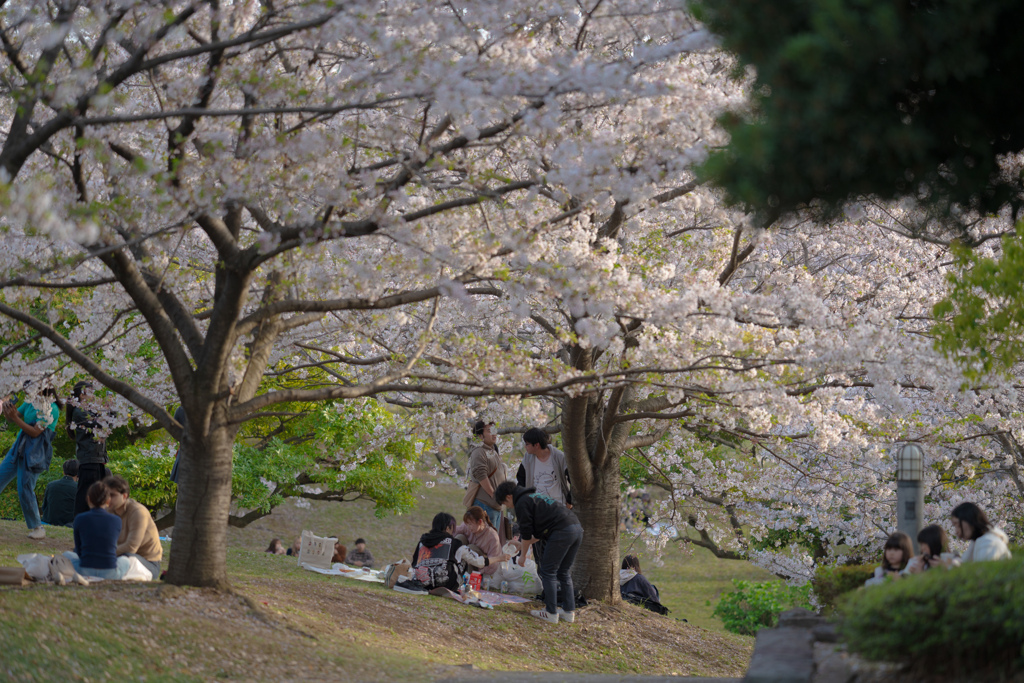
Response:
[777,608,824,630]
[744,627,815,683]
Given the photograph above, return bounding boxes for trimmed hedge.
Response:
[840,557,1024,674]
[813,563,876,613]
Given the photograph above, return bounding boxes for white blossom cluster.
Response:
[0,0,1020,579]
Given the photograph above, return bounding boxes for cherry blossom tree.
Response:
[0,0,725,589]
[5,0,1018,598]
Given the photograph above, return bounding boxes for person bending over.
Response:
[495,481,583,625]
[105,475,162,580]
[64,481,130,580]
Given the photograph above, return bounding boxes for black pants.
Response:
[74,462,109,517]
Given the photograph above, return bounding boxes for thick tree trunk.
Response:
[572,453,622,603]
[164,424,236,588]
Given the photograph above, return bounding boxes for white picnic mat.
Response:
[301,562,385,583]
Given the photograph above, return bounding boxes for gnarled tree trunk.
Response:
[571,454,622,601]
[164,409,238,588]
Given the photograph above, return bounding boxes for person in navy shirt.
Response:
[64,480,129,580]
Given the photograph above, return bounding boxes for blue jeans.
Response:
[473,499,503,531]
[538,523,583,615]
[62,551,130,580]
[0,441,42,529]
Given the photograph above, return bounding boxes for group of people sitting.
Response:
[266,535,376,568]
[866,501,1013,586]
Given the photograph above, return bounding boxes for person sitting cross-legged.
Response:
[105,475,162,580]
[347,538,375,568]
[63,481,130,580]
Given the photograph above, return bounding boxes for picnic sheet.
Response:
[301,562,385,582]
[455,589,532,606]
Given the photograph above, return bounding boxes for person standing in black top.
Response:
[495,481,583,625]
[67,381,110,517]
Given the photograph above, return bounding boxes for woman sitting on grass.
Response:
[407,512,509,593]
[905,524,960,573]
[64,480,129,580]
[620,555,660,603]
[332,538,348,565]
[865,532,914,586]
[454,506,502,578]
[951,502,1013,562]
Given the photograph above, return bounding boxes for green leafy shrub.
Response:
[841,557,1024,674]
[712,579,814,635]
[814,563,876,613]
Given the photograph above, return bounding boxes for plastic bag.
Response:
[121,555,154,582]
[491,558,539,595]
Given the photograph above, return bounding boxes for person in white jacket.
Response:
[951,502,1013,562]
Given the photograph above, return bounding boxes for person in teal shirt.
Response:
[0,384,62,539]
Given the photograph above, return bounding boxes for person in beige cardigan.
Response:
[463,420,507,532]
[105,475,163,580]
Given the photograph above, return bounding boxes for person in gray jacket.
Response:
[516,428,571,507]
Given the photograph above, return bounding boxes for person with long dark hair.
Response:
[905,524,960,573]
[0,382,62,539]
[66,381,110,518]
[951,502,1012,562]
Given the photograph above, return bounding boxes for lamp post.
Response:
[896,444,925,554]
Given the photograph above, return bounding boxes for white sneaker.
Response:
[530,609,559,624]
[557,608,575,623]
[27,527,45,540]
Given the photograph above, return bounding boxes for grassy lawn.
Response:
[0,479,764,681]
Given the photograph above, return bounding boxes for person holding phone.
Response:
[904,524,960,573]
[0,383,62,539]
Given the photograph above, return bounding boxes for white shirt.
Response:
[533,455,564,504]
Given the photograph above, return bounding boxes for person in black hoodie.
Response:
[495,481,583,625]
[410,512,510,592]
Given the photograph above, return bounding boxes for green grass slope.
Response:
[0,480,759,681]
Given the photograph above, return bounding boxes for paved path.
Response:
[437,673,740,683]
